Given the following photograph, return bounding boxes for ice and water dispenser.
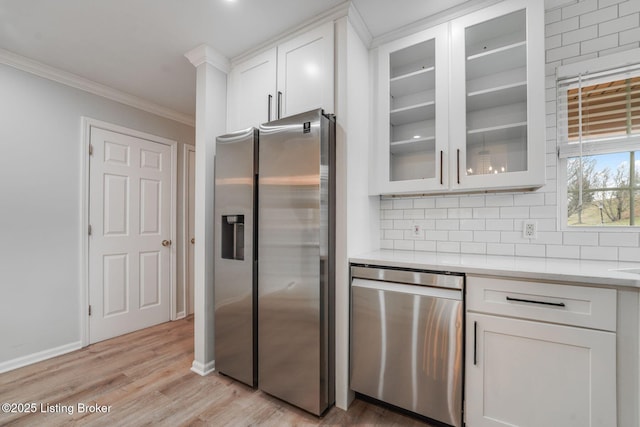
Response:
[221,214,245,260]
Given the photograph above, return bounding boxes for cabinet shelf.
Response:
[390,67,435,98]
[466,41,526,80]
[391,101,435,126]
[390,136,435,154]
[467,81,527,111]
[467,122,527,146]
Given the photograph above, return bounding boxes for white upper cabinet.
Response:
[227,48,277,131]
[450,0,545,191]
[227,22,334,132]
[372,0,545,195]
[374,23,449,195]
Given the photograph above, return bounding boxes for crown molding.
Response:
[184,45,230,74]
[231,1,351,66]
[0,48,195,126]
[346,2,373,48]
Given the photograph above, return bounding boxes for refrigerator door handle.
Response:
[277,91,282,119]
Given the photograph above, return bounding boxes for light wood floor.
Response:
[0,316,434,426]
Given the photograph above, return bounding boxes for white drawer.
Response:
[467,275,617,331]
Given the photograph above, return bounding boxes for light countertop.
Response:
[350,250,640,289]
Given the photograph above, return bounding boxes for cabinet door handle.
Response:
[277,91,282,119]
[473,321,478,366]
[505,296,566,307]
[268,94,273,122]
[456,149,460,184]
[440,150,444,185]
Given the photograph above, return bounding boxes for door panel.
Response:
[89,127,172,343]
[187,147,195,315]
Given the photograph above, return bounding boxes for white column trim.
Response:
[185,45,230,74]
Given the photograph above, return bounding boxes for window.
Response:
[558,61,640,227]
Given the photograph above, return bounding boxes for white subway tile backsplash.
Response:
[393,199,413,209]
[474,231,501,243]
[425,208,448,219]
[436,197,459,208]
[619,247,640,261]
[473,207,500,219]
[449,231,474,242]
[384,229,403,240]
[619,26,640,44]
[516,244,547,257]
[581,32,619,53]
[461,242,487,254]
[460,219,486,230]
[600,232,639,247]
[485,195,514,207]
[620,0,640,16]
[546,245,580,259]
[447,208,473,219]
[562,0,597,18]
[546,16,580,36]
[581,246,618,260]
[394,240,414,250]
[547,42,580,62]
[580,5,618,27]
[437,241,461,253]
[486,219,515,231]
[487,243,515,256]
[459,196,486,208]
[413,198,435,209]
[377,1,639,262]
[500,207,531,218]
[599,12,639,35]
[436,219,460,230]
[415,240,436,252]
[563,231,599,246]
[380,199,393,209]
[536,231,564,245]
[403,209,425,219]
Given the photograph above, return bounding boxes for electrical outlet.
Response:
[412,224,421,237]
[523,220,537,239]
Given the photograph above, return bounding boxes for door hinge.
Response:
[88,305,92,316]
[89,144,93,156]
[88,224,92,236]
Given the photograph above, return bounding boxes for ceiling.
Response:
[0,0,472,123]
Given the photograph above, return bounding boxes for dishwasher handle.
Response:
[351,266,463,290]
[352,278,462,301]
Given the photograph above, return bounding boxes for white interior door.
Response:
[186,146,196,315]
[89,127,172,343]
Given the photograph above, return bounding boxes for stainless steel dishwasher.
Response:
[350,265,464,427]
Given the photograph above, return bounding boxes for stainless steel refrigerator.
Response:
[214,109,335,416]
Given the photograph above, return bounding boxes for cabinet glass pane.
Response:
[389,39,436,182]
[464,9,527,177]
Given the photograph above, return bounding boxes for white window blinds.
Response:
[557,65,640,159]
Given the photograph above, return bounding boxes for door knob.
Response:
[162,240,172,247]
[191,238,195,244]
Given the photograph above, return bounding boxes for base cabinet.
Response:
[466,313,617,427]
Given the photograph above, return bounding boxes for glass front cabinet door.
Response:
[450,0,545,191]
[374,23,449,195]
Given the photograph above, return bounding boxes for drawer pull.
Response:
[506,296,566,307]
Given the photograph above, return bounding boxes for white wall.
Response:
[0,63,195,369]
[379,0,640,261]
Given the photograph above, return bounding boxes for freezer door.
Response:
[214,128,257,387]
[258,109,334,415]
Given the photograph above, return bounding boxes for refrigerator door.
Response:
[214,128,257,387]
[258,109,334,415]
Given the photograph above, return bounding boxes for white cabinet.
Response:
[227,22,334,131]
[466,276,617,427]
[372,0,545,195]
[374,23,449,195]
[450,0,545,191]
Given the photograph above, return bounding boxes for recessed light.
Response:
[413,135,420,139]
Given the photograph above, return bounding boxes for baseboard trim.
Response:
[191,359,215,376]
[0,341,83,374]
